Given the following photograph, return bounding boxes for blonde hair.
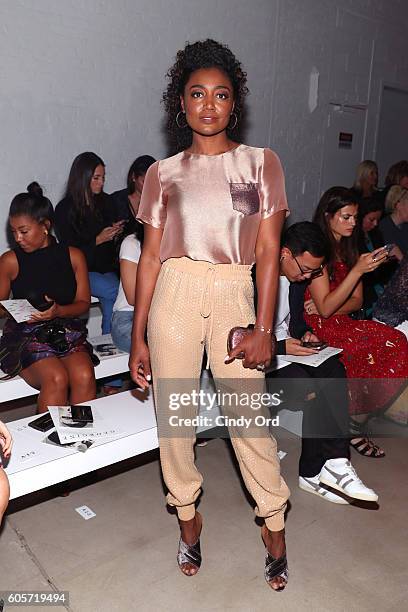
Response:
[353,160,378,192]
[385,185,408,214]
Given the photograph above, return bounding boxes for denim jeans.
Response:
[88,271,119,335]
[111,310,133,353]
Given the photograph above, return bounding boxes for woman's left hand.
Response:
[28,296,59,322]
[304,298,319,315]
[225,329,276,370]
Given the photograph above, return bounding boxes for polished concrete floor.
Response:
[1,407,407,612]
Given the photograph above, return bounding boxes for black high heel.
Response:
[349,418,385,458]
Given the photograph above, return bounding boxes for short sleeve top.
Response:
[113,234,141,313]
[137,144,289,265]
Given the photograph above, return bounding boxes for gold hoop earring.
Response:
[176,111,188,129]
[228,112,238,131]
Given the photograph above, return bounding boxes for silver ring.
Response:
[257,364,265,371]
[372,257,377,263]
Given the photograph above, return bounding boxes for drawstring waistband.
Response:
[199,267,216,368]
[161,257,253,369]
[162,257,252,279]
[200,266,216,319]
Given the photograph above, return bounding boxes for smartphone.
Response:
[28,413,54,432]
[70,405,93,424]
[301,340,328,350]
[382,243,395,255]
[372,244,395,260]
[35,300,55,312]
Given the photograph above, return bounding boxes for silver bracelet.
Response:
[254,324,273,334]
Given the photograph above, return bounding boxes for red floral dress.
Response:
[304,262,408,415]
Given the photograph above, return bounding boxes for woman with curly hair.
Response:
[129,39,290,591]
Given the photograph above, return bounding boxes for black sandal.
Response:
[261,526,288,591]
[177,512,202,576]
[350,436,385,458]
[349,418,385,458]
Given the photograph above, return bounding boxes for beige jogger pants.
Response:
[147,257,289,531]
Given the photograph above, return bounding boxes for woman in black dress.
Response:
[0,183,96,413]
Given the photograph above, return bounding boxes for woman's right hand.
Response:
[96,225,122,245]
[129,340,151,390]
[353,248,388,276]
[285,338,319,356]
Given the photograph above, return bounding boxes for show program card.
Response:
[281,346,343,368]
[0,299,39,322]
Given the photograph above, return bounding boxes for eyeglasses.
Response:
[293,256,324,279]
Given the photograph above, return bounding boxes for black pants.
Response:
[266,356,350,477]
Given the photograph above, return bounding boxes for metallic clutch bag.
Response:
[227,324,277,360]
[227,324,255,359]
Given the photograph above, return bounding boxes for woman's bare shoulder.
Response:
[0,250,18,273]
[0,251,18,280]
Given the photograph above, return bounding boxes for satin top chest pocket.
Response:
[229,182,260,216]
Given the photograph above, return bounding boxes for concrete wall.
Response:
[1,0,408,253]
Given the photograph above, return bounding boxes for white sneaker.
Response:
[319,458,378,502]
[299,475,349,505]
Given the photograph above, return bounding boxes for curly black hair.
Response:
[163,39,249,154]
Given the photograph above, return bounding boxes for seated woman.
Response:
[357,196,400,317]
[303,187,408,457]
[379,185,408,257]
[0,420,12,525]
[384,159,408,190]
[110,155,156,223]
[0,183,96,413]
[373,255,408,329]
[372,256,408,426]
[111,184,146,353]
[55,152,124,335]
[377,159,408,205]
[350,159,379,205]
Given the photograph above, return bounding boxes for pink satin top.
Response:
[137,144,289,264]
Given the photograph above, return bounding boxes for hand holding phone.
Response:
[371,246,392,261]
[301,340,328,350]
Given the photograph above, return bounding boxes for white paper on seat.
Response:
[279,346,343,368]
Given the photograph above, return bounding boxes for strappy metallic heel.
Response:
[262,526,288,591]
[264,550,289,591]
[177,512,202,576]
